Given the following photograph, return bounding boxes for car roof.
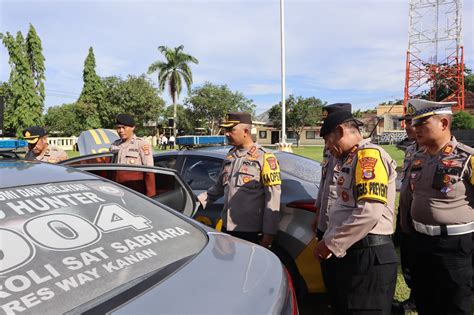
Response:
[0,161,97,188]
[154,146,318,164]
[154,146,292,159]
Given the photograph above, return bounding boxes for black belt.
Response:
[350,234,392,250]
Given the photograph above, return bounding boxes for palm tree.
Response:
[148,45,198,137]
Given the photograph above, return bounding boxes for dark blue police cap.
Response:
[322,103,352,120]
[116,114,135,127]
[320,111,363,137]
[23,126,47,144]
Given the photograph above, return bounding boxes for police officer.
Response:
[392,112,418,312]
[314,110,398,314]
[109,114,153,166]
[407,99,474,315]
[198,112,281,248]
[311,103,352,309]
[23,126,68,163]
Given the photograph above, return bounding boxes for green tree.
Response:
[465,73,474,93]
[1,31,42,137]
[77,47,103,129]
[147,45,198,137]
[353,109,362,118]
[268,95,325,147]
[185,82,256,135]
[25,24,45,105]
[100,75,165,135]
[452,110,474,129]
[44,103,81,136]
[0,81,11,135]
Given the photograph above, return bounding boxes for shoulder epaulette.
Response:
[456,142,474,155]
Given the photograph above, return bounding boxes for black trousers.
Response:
[317,230,338,310]
[412,232,472,315]
[332,242,397,314]
[400,232,416,289]
[221,227,260,244]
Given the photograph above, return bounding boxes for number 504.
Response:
[0,204,152,275]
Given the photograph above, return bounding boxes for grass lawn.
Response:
[291,144,405,167]
[66,150,80,158]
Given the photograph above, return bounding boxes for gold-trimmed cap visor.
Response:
[407,99,455,122]
[219,112,252,128]
[25,137,40,144]
[23,126,46,144]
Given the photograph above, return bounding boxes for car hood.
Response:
[114,232,288,314]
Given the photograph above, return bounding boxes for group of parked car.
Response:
[0,141,323,314]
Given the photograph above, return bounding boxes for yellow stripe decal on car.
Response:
[295,238,326,293]
[89,129,102,145]
[98,129,111,144]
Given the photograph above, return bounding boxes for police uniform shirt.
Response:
[109,135,153,166]
[410,137,474,226]
[399,141,419,233]
[26,144,68,163]
[323,138,397,257]
[315,149,339,232]
[199,144,282,235]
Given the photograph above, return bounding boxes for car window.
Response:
[276,152,321,183]
[182,156,222,190]
[85,169,190,213]
[60,152,115,165]
[154,155,178,169]
[0,180,207,315]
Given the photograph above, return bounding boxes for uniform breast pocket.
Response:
[409,169,422,191]
[222,164,231,186]
[432,167,462,199]
[125,151,140,164]
[336,173,352,190]
[400,162,410,182]
[236,166,261,189]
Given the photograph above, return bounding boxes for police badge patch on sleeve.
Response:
[355,148,388,204]
[261,153,281,186]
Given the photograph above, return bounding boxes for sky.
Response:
[0,0,473,115]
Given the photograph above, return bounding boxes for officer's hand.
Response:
[311,209,320,236]
[196,193,207,210]
[313,239,332,261]
[260,234,274,249]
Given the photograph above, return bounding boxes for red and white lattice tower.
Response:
[403,0,465,114]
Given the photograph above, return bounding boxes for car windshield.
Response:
[276,152,321,183]
[0,180,207,314]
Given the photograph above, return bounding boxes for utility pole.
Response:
[280,0,287,144]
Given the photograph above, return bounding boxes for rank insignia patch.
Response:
[443,145,453,155]
[345,154,355,165]
[248,146,257,156]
